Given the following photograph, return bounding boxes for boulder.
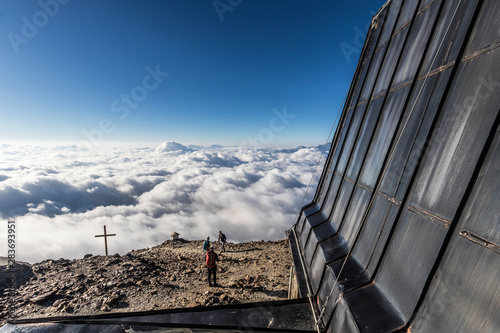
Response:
[29,290,57,305]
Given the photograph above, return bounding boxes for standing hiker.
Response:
[218,230,227,252]
[205,246,219,287]
[202,237,210,252]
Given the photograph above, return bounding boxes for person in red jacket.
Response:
[205,246,219,287]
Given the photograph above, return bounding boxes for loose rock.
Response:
[0,239,291,325]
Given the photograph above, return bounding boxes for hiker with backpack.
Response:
[218,231,227,252]
[205,246,219,287]
[202,237,210,252]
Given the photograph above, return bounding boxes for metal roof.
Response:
[291,0,500,331]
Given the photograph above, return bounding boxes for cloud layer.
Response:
[0,142,326,263]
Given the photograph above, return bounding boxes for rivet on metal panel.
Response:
[459,230,500,255]
[417,62,456,81]
[377,191,402,205]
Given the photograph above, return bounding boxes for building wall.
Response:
[290,0,500,331]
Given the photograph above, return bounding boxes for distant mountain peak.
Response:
[155,141,192,153]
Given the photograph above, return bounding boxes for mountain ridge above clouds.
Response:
[155,141,193,153]
[155,140,331,153]
[0,239,292,324]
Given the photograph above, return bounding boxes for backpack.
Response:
[221,233,226,243]
[206,250,217,267]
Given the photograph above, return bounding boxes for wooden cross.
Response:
[95,225,116,256]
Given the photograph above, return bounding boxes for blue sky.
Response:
[0,0,385,147]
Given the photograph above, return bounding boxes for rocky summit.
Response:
[0,239,292,324]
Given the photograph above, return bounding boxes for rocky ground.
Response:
[0,239,292,325]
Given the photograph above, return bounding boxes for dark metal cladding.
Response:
[2,299,316,332]
[464,0,500,54]
[419,0,479,75]
[316,267,338,328]
[372,24,409,97]
[378,0,403,46]
[410,125,500,332]
[326,298,359,333]
[346,97,385,180]
[391,0,442,89]
[336,103,369,174]
[394,0,419,32]
[358,84,411,187]
[289,0,499,331]
[350,194,394,270]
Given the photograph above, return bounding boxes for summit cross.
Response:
[95,225,116,256]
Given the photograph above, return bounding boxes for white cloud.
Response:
[155,140,192,153]
[0,142,327,263]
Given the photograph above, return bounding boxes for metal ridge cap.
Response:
[372,0,393,28]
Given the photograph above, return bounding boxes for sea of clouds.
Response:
[0,141,327,263]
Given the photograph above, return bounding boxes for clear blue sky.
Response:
[0,0,385,147]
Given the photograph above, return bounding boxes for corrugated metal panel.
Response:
[410,124,500,333]
[290,0,500,331]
